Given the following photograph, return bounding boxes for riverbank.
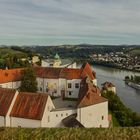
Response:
[90,60,140,73]
[0,127,140,140]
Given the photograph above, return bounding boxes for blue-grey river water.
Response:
[92,65,140,114]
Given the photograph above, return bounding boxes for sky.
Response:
[0,0,140,46]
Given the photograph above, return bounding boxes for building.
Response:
[41,53,77,68]
[0,63,97,98]
[101,81,116,94]
[10,92,54,128]
[0,62,109,128]
[0,68,23,89]
[0,76,109,128]
[0,88,18,127]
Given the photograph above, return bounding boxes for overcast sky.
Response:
[0,0,140,45]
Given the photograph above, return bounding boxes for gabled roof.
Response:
[0,88,16,116]
[34,62,95,80]
[0,62,95,82]
[78,77,107,108]
[81,62,95,80]
[10,92,48,120]
[0,68,23,84]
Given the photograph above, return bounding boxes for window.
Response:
[61,114,63,117]
[56,114,58,117]
[75,83,79,88]
[69,91,72,96]
[66,113,68,116]
[68,83,72,88]
[102,116,104,120]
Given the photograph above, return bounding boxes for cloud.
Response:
[0,0,140,45]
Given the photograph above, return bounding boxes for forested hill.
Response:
[0,47,37,69]
[25,44,140,59]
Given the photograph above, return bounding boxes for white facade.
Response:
[0,81,21,89]
[0,116,4,127]
[47,109,76,127]
[36,77,82,98]
[77,101,109,128]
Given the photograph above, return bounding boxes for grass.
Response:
[109,111,120,127]
[0,127,140,140]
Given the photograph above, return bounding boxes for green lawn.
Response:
[0,127,140,140]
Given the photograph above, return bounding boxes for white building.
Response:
[0,63,97,99]
[41,53,77,68]
[0,75,109,128]
[0,62,109,128]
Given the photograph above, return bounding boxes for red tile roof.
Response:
[0,62,95,83]
[0,88,16,116]
[34,62,95,80]
[10,92,48,120]
[78,77,107,108]
[0,68,23,84]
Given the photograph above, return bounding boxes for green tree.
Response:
[20,68,37,92]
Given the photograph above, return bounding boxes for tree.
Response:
[20,67,37,92]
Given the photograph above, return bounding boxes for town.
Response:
[0,54,117,128]
[90,51,140,71]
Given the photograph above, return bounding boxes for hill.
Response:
[0,127,140,140]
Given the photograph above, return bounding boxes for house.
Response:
[76,77,109,128]
[0,62,97,99]
[0,88,18,127]
[101,81,116,94]
[35,62,97,98]
[0,68,23,89]
[10,92,55,128]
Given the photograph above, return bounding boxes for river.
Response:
[92,65,140,114]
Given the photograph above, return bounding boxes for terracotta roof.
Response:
[0,88,16,116]
[0,68,23,84]
[10,92,48,120]
[78,77,107,108]
[0,62,95,82]
[34,62,95,80]
[81,63,95,80]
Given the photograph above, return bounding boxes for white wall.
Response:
[77,101,109,128]
[10,117,41,128]
[41,96,55,127]
[65,79,81,98]
[0,81,21,89]
[0,116,4,127]
[48,109,76,127]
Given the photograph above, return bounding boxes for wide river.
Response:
[91,65,140,114]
